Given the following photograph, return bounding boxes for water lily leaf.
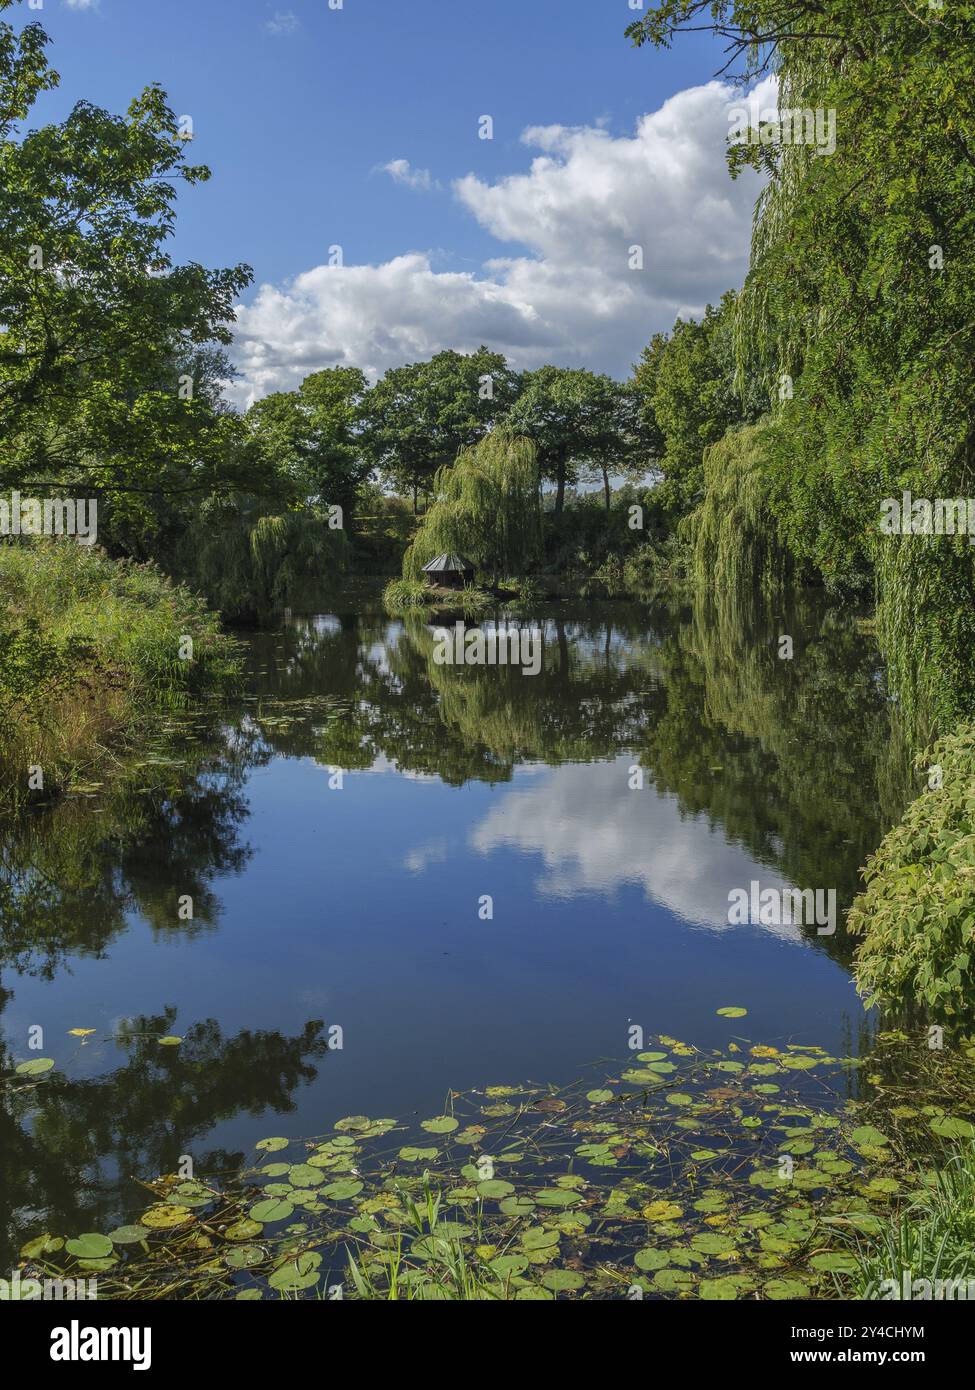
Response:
[809,1252,858,1273]
[586,1089,613,1103]
[66,1233,112,1260]
[268,1251,321,1290]
[322,1180,363,1200]
[520,1227,559,1251]
[643,1200,683,1221]
[140,1204,192,1229]
[224,1244,264,1269]
[534,1188,581,1207]
[635,1247,669,1270]
[929,1115,975,1140]
[249,1198,294,1224]
[500,1196,535,1217]
[255,1137,288,1153]
[477,1179,515,1199]
[716,1007,748,1018]
[851,1125,889,1147]
[700,1277,741,1299]
[225,1218,263,1240]
[398,1146,438,1162]
[108,1225,149,1246]
[421,1116,459,1134]
[765,1277,811,1299]
[15,1058,54,1076]
[287,1164,324,1188]
[541,1269,584,1291]
[158,1036,182,1046]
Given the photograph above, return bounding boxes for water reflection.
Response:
[0,589,913,1261]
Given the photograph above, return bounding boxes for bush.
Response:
[848,724,975,1021]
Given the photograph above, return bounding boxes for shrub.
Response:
[848,724,975,1020]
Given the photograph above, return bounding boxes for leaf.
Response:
[249,1198,294,1224]
[421,1116,459,1134]
[108,1225,149,1246]
[65,1233,113,1260]
[287,1164,324,1188]
[140,1204,193,1230]
[929,1115,975,1140]
[635,1247,669,1270]
[321,1180,363,1200]
[540,1269,584,1291]
[15,1058,54,1076]
[255,1137,289,1153]
[477,1179,515,1199]
[716,1006,748,1018]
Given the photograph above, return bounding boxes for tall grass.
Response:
[344,1183,510,1301]
[0,541,239,806]
[847,1144,975,1299]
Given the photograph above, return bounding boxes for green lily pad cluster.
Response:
[14,1025,975,1300]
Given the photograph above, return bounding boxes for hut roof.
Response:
[420,553,475,573]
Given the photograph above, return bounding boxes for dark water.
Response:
[0,591,910,1263]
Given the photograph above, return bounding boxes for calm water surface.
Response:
[0,593,906,1261]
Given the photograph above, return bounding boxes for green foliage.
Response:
[681,421,791,605]
[507,366,648,516]
[360,348,519,509]
[0,0,252,526]
[403,433,541,582]
[176,504,349,622]
[382,577,430,612]
[630,1,975,723]
[0,541,239,804]
[632,293,759,521]
[848,725,975,1023]
[244,367,371,523]
[849,1144,975,1299]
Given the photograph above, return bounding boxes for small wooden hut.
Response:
[420,553,476,589]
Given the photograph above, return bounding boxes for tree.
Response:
[628,0,975,726]
[360,348,520,510]
[0,0,252,528]
[506,366,631,517]
[631,294,748,521]
[245,366,370,523]
[404,433,541,583]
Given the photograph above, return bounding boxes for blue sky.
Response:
[27,1,769,397]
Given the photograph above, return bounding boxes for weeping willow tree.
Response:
[719,2,975,728]
[177,502,349,621]
[403,433,540,584]
[680,421,793,632]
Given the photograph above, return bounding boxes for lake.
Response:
[0,590,909,1267]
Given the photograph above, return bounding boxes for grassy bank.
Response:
[0,542,240,810]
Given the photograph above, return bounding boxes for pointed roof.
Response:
[420,553,475,573]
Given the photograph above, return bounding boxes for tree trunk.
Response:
[602,465,611,512]
[555,459,566,517]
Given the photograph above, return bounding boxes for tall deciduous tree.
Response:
[0,0,252,530]
[245,367,370,523]
[360,348,519,510]
[506,366,634,516]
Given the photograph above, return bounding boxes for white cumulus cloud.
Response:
[231,77,775,404]
[381,159,440,192]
